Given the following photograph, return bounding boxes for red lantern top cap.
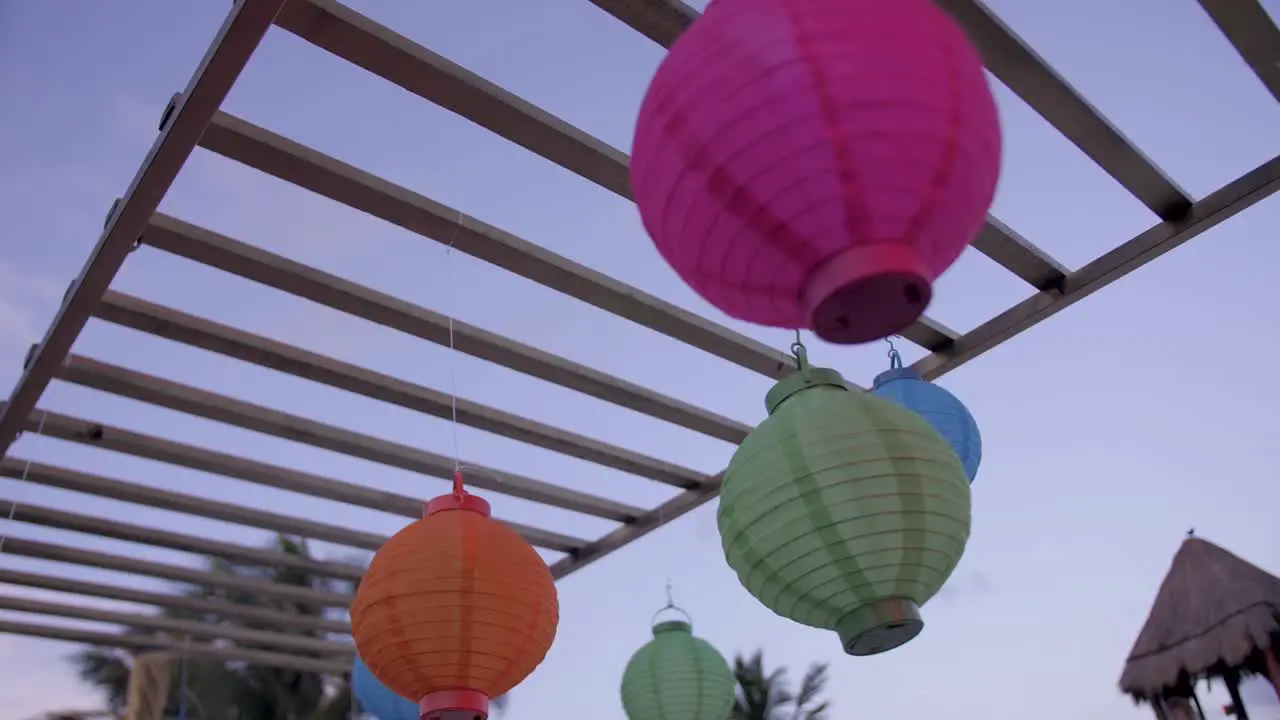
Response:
[424,493,491,518]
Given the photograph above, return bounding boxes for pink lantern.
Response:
[631,0,1002,344]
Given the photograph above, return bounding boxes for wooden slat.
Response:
[0,620,349,674]
[586,0,1192,221]
[1,411,586,552]
[2,537,351,607]
[914,153,1280,379]
[56,359,694,533]
[270,0,1051,340]
[1,455,389,552]
[243,6,966,353]
[139,214,756,441]
[1197,0,1280,103]
[0,499,363,582]
[0,567,349,633]
[0,594,351,656]
[551,153,1280,580]
[86,272,721,488]
[933,0,1193,220]
[201,103,795,378]
[0,0,288,458]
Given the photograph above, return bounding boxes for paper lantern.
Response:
[631,0,1001,344]
[353,656,419,720]
[351,476,559,720]
[717,362,971,655]
[872,363,982,483]
[621,612,735,720]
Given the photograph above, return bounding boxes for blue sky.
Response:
[2,1,1280,718]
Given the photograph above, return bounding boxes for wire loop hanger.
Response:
[650,578,693,627]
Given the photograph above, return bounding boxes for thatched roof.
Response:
[1119,537,1280,699]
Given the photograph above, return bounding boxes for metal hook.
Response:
[790,330,809,370]
[885,336,903,369]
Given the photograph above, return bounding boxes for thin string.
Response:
[0,410,49,556]
[444,211,464,473]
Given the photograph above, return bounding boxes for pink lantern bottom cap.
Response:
[802,244,932,344]
[420,689,489,720]
[836,597,924,656]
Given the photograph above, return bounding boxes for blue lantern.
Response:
[871,345,982,483]
[353,655,419,720]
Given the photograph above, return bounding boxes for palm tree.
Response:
[70,535,358,720]
[732,650,830,720]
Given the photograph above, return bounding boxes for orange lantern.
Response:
[351,472,559,720]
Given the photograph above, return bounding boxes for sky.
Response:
[1,0,1280,719]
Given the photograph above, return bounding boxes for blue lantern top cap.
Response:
[872,366,924,389]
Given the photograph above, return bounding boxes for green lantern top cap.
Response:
[765,366,849,414]
[652,619,693,636]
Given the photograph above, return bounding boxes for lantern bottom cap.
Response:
[836,597,924,656]
[419,689,490,720]
[803,244,931,345]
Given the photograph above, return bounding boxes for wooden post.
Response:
[124,651,174,720]
[1266,644,1280,700]
[1226,671,1251,720]
[1165,695,1199,720]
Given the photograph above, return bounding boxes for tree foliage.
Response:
[732,649,830,720]
[69,535,357,720]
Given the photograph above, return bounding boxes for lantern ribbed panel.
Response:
[872,367,982,483]
[717,381,971,631]
[350,508,559,702]
[631,0,1001,337]
[621,621,736,720]
[353,656,420,720]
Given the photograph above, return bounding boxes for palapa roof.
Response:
[1119,537,1280,699]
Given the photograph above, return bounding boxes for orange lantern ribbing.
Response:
[351,473,559,720]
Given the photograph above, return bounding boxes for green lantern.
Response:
[620,597,735,720]
[717,340,971,656]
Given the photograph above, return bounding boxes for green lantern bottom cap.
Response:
[836,597,924,656]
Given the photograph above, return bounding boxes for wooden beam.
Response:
[2,453,394,553]
[1197,0,1280,104]
[551,154,1280,580]
[2,409,586,553]
[0,499,364,582]
[0,594,352,656]
[270,0,1060,324]
[0,0,287,458]
[913,153,1280,380]
[0,619,348,674]
[69,299,715,490]
[138,213,760,437]
[0,567,349,634]
[0,537,351,607]
[585,0,1192,221]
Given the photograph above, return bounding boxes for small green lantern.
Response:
[717,339,971,656]
[620,594,735,720]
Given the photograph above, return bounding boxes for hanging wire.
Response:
[0,410,49,556]
[441,210,472,502]
[444,210,465,472]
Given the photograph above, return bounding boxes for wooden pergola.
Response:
[1,0,1278,675]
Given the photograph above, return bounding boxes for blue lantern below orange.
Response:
[871,366,982,483]
[353,656,420,720]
